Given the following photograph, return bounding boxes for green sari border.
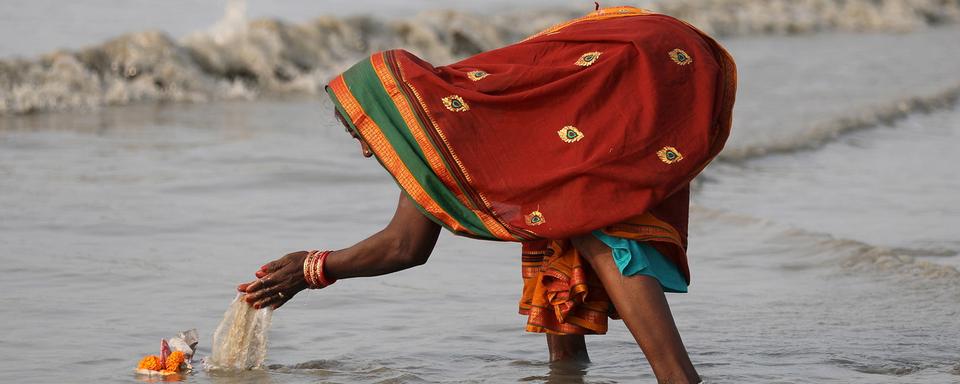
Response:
[329,58,497,239]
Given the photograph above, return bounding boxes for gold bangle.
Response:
[303,250,319,288]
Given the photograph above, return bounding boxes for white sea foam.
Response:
[1,0,959,116]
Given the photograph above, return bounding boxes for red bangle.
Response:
[316,251,337,287]
[303,250,336,289]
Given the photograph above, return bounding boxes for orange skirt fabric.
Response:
[519,190,690,335]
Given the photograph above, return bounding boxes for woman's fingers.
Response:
[260,259,283,274]
[243,279,280,307]
[244,274,279,294]
[252,294,276,309]
[238,279,265,293]
[244,281,276,304]
[245,276,297,305]
[240,252,310,308]
[244,279,262,294]
[252,287,291,309]
[250,257,289,280]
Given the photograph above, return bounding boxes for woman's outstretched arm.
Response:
[239,192,441,309]
[326,192,441,278]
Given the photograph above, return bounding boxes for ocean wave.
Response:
[718,83,960,161]
[693,206,960,286]
[2,0,960,116]
[836,239,960,282]
[658,0,960,35]
[0,0,558,116]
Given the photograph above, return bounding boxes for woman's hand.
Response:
[235,193,439,310]
[237,251,310,310]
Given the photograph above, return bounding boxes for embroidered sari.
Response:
[326,6,737,334]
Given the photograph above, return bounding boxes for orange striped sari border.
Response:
[369,53,461,200]
[522,6,651,43]
[393,58,517,241]
[328,75,473,236]
[601,212,684,249]
[369,54,515,241]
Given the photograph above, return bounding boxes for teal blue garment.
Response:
[591,230,688,293]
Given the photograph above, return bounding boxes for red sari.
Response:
[327,6,737,334]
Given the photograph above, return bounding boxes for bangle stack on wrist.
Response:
[303,250,337,289]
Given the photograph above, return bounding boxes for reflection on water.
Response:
[543,360,589,384]
[135,372,189,383]
[266,358,592,383]
[207,368,276,384]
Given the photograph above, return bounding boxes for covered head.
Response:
[325,6,736,244]
[326,6,736,335]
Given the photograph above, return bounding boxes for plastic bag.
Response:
[168,329,199,359]
[206,294,273,370]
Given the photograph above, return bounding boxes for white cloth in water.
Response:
[207,294,273,370]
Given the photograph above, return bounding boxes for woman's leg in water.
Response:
[571,235,700,384]
[546,334,589,362]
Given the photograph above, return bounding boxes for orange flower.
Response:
[164,351,186,372]
[137,355,164,371]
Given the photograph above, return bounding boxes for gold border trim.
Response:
[396,60,516,241]
[521,6,651,43]
[370,54,463,201]
[329,76,472,235]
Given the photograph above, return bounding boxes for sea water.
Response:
[1,3,959,384]
[1,101,958,383]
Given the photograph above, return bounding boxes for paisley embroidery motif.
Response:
[442,95,470,112]
[668,49,692,65]
[524,210,546,226]
[575,51,602,67]
[467,70,489,81]
[657,146,683,164]
[557,126,584,143]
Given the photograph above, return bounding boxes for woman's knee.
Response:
[570,234,611,264]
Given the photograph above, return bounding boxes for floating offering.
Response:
[135,329,198,377]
